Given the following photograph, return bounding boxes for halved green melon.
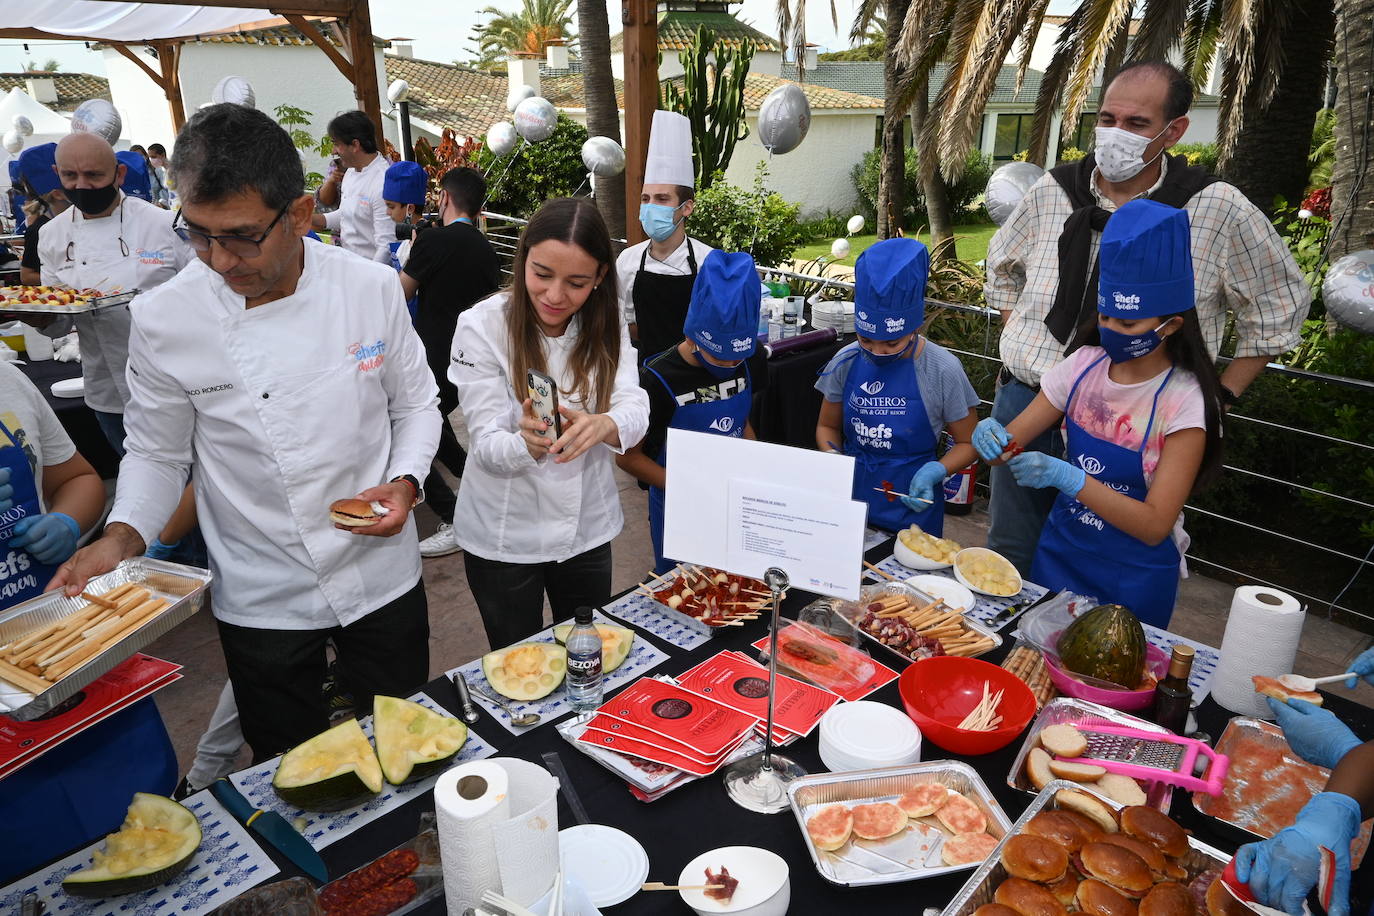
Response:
[63,793,201,898]
[374,695,468,785]
[272,717,384,811]
[482,642,566,701]
[551,623,635,673]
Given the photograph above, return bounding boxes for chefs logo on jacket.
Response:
[136,247,168,265]
[349,339,386,372]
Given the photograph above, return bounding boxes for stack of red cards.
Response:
[677,650,843,745]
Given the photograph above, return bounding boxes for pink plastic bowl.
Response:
[1042,640,1170,712]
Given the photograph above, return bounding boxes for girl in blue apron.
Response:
[382,160,427,320]
[973,200,1225,629]
[615,251,763,573]
[815,238,980,535]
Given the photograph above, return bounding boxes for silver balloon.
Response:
[831,238,851,259]
[757,83,811,155]
[513,96,558,143]
[507,84,536,113]
[486,121,518,157]
[985,161,1046,226]
[12,115,33,137]
[211,75,256,109]
[581,136,625,177]
[70,99,122,144]
[2,130,22,155]
[846,214,865,235]
[1322,250,1374,335]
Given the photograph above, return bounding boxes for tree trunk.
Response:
[878,0,910,239]
[1222,0,1335,216]
[911,73,956,259]
[1329,0,1374,259]
[578,0,627,241]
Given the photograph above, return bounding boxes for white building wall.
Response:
[722,111,876,216]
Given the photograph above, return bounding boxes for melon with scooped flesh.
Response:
[551,623,635,672]
[482,642,567,701]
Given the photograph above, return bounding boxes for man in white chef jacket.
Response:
[38,131,192,452]
[309,110,392,263]
[52,103,442,760]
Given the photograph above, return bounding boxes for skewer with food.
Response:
[0,285,102,308]
[642,564,775,626]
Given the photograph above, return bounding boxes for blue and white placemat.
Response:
[863,554,1048,625]
[1142,626,1220,704]
[601,586,713,650]
[863,527,888,551]
[229,691,496,850]
[450,611,671,736]
[0,790,278,916]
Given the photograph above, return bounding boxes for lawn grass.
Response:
[793,221,1000,267]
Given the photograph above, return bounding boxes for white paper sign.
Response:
[726,479,867,598]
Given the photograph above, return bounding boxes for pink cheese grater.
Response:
[1058,723,1230,796]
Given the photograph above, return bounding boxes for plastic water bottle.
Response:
[565,606,604,713]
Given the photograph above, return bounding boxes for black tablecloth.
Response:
[751,333,850,449]
[16,357,121,480]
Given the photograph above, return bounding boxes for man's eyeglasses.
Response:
[173,204,290,257]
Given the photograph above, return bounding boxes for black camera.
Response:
[395,214,440,240]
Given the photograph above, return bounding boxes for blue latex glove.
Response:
[144,538,180,561]
[972,418,1013,463]
[1267,696,1362,769]
[1007,451,1086,496]
[0,466,11,514]
[1234,791,1361,916]
[9,512,81,565]
[902,461,948,511]
[1345,646,1374,689]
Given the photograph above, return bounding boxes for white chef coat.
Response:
[615,235,715,326]
[38,193,191,413]
[108,238,441,629]
[449,293,649,564]
[323,153,392,264]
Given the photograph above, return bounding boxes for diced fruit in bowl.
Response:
[953,547,1022,597]
[894,525,961,569]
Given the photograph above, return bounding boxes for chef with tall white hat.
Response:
[615,110,718,362]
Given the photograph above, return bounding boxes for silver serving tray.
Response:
[1006,697,1175,811]
[834,581,1004,665]
[0,289,139,315]
[641,566,777,638]
[0,558,212,720]
[941,780,1232,916]
[787,760,1014,887]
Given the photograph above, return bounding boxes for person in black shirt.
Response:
[15,142,66,286]
[400,167,501,557]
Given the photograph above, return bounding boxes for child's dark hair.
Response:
[1070,311,1224,491]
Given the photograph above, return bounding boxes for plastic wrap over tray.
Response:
[834,581,1003,666]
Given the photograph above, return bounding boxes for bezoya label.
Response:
[567,652,602,679]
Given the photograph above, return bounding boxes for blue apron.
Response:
[647,356,753,574]
[1031,354,1181,628]
[838,347,944,534]
[388,239,419,320]
[0,422,59,606]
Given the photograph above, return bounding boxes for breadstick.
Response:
[45,639,107,680]
[22,627,90,666]
[80,591,122,611]
[88,598,168,650]
[0,658,52,694]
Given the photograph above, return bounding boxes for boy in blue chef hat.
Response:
[816,238,981,535]
[15,143,66,285]
[382,159,428,317]
[617,249,770,573]
[115,149,153,202]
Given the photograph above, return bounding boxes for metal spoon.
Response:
[1278,671,1356,692]
[471,684,542,727]
[449,672,481,724]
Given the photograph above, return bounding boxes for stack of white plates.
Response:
[810,299,855,334]
[818,701,922,772]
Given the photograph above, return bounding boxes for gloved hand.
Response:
[1008,452,1086,496]
[144,538,180,561]
[902,461,948,511]
[1234,791,1361,916]
[9,512,81,565]
[972,418,1013,463]
[1345,646,1374,689]
[1267,696,1362,769]
[0,467,11,514]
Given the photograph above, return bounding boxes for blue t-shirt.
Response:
[816,339,980,439]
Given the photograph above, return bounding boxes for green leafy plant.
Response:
[274,103,329,189]
[689,164,809,267]
[1172,142,1218,173]
[1058,147,1088,163]
[851,147,991,228]
[660,27,753,190]
[1271,195,1332,315]
[475,115,590,219]
[798,212,850,241]
[1308,109,1337,191]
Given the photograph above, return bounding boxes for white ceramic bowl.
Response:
[678,846,789,916]
[892,532,953,570]
[952,547,1023,598]
[903,574,977,615]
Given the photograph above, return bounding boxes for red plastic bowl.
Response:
[898,656,1037,755]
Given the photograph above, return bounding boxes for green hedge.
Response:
[851,147,993,228]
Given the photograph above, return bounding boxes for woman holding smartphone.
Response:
[450,198,649,647]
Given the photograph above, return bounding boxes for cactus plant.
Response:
[660,27,754,190]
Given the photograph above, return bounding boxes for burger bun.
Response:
[329,497,382,527]
[1056,789,1118,834]
[1002,834,1070,883]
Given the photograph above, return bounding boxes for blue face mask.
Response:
[1099,321,1169,363]
[860,337,914,367]
[696,346,741,380]
[639,202,683,243]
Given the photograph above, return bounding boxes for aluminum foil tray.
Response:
[834,581,1003,665]
[941,780,1232,916]
[1006,697,1175,811]
[1194,716,1372,866]
[0,557,212,720]
[787,760,1014,887]
[641,566,777,639]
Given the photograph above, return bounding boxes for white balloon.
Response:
[486,121,518,157]
[985,161,1047,226]
[70,99,122,144]
[831,238,851,259]
[507,84,536,113]
[211,75,256,109]
[1322,250,1374,335]
[2,130,22,155]
[12,115,33,137]
[1298,208,1314,220]
[581,136,625,177]
[846,214,865,235]
[513,96,558,143]
[757,83,811,155]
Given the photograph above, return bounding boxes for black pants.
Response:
[464,542,613,648]
[426,383,467,525]
[217,580,430,762]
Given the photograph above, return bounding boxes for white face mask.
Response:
[1094,120,1175,183]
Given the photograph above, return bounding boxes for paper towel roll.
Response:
[1209,586,1305,718]
[490,758,561,905]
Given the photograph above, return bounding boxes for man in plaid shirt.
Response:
[984,61,1309,577]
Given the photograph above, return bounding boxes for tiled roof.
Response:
[738,72,881,110]
[188,18,388,47]
[0,72,110,110]
[611,10,781,55]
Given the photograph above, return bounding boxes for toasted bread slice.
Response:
[1028,747,1055,790]
[1040,723,1089,757]
[1096,773,1148,807]
[1048,760,1108,782]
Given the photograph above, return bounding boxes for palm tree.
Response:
[1328,0,1374,260]
[472,0,576,64]
[577,0,626,240]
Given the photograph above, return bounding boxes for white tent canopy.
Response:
[11,2,272,42]
[0,89,72,140]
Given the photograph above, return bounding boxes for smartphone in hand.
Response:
[526,369,562,438]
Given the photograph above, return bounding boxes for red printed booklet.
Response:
[751,619,899,702]
[676,650,842,739]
